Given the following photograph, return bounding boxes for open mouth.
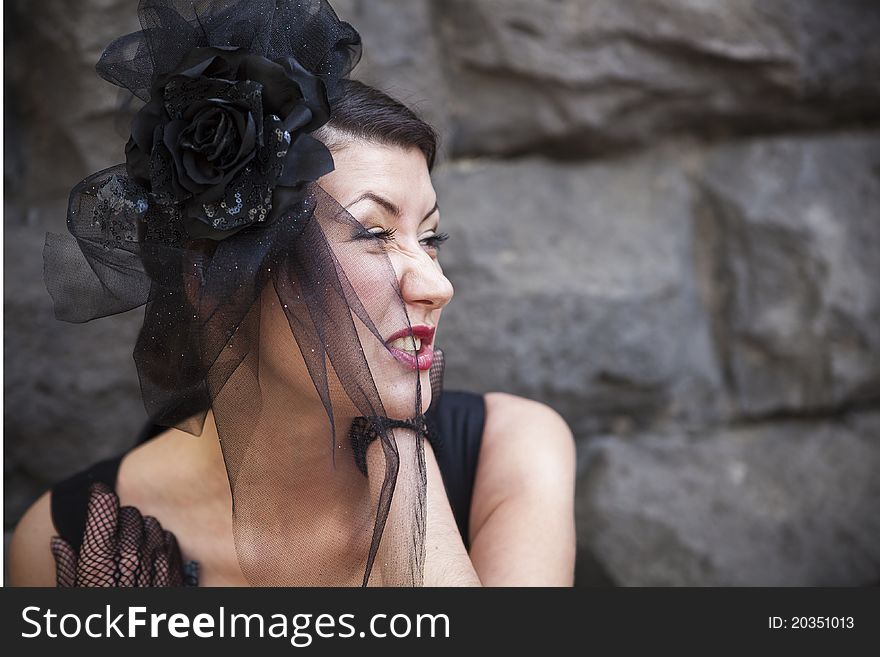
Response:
[384,325,435,371]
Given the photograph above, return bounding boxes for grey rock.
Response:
[5,0,141,203]
[432,148,724,436]
[332,0,450,151]
[433,0,880,157]
[575,411,880,586]
[694,133,880,417]
[4,204,146,524]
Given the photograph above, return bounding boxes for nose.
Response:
[398,256,454,311]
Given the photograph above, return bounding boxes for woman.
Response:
[9,0,575,587]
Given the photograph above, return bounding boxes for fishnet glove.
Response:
[51,481,188,587]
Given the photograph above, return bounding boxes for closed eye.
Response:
[420,231,449,250]
[354,226,397,243]
[353,226,448,252]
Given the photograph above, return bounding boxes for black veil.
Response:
[43,0,436,586]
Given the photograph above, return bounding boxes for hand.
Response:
[51,482,188,587]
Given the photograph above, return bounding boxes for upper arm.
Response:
[468,392,576,586]
[8,491,58,586]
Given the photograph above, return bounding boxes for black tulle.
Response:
[97,0,361,103]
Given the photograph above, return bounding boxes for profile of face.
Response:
[257,140,454,423]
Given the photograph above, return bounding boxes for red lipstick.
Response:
[384,325,435,371]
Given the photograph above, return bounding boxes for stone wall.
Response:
[5,0,879,585]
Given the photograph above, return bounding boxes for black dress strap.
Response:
[425,391,486,548]
[50,455,125,552]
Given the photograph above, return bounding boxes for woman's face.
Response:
[259,140,454,421]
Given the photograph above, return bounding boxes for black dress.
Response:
[49,391,486,586]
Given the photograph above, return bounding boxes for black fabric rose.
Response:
[125,46,334,239]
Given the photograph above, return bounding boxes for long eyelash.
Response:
[375,226,397,242]
[357,226,397,243]
[422,232,449,249]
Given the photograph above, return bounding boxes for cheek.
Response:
[256,287,313,393]
[332,243,405,339]
[365,365,429,419]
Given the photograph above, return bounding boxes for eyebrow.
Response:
[345,192,439,223]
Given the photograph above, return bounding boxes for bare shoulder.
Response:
[467,393,577,584]
[482,392,575,465]
[475,392,576,508]
[8,490,58,586]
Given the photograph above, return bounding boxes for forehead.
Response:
[318,141,435,212]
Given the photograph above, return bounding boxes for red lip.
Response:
[385,325,435,371]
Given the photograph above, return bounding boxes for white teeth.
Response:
[389,336,421,352]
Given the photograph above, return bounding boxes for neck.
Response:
[187,395,364,502]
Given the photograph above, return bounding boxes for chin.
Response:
[374,368,433,420]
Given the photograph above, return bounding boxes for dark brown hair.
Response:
[314,79,439,170]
